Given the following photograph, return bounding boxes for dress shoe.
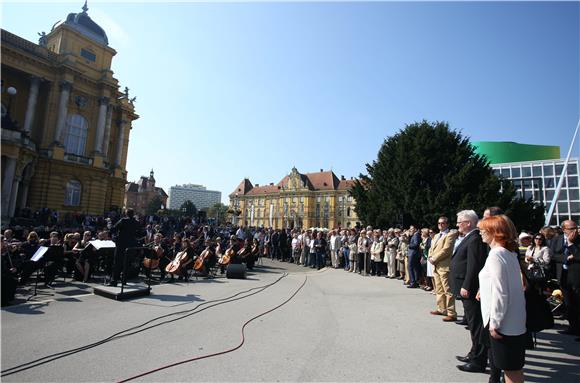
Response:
[558,329,580,336]
[407,283,419,288]
[430,310,444,316]
[443,316,457,322]
[455,355,470,363]
[456,320,468,325]
[106,281,118,287]
[456,363,485,373]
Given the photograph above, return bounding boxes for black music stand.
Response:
[27,246,58,301]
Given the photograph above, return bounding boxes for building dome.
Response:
[51,1,108,45]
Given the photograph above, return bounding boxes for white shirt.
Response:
[478,246,526,336]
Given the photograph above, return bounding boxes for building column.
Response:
[94,97,109,153]
[115,120,126,167]
[54,81,72,144]
[103,106,113,157]
[1,157,17,216]
[8,177,21,218]
[22,76,41,135]
[18,181,30,210]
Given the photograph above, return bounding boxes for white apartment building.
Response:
[167,184,221,210]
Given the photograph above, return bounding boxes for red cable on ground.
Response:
[116,275,308,383]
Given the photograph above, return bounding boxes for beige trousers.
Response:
[433,264,456,317]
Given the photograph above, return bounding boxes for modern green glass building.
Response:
[473,141,579,225]
[472,141,561,164]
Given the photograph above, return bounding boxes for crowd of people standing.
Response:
[2,207,579,383]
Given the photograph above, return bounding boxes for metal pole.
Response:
[545,120,580,226]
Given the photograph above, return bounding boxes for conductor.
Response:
[108,209,139,286]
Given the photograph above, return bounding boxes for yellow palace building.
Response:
[229,167,360,230]
[1,3,138,221]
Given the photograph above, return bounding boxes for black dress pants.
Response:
[463,298,488,368]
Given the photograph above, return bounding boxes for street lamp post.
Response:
[2,85,18,128]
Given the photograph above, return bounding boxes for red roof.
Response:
[229,178,254,197]
[231,169,356,198]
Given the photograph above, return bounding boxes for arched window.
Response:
[64,114,88,155]
[65,180,81,206]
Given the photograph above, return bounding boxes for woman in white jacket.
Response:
[477,215,526,383]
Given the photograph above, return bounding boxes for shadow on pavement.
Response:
[523,330,580,383]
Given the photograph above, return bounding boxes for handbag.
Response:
[521,267,554,332]
[526,264,547,283]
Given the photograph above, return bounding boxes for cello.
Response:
[218,246,235,267]
[193,247,211,271]
[143,244,164,270]
[165,250,189,274]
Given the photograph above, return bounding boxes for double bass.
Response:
[165,250,189,274]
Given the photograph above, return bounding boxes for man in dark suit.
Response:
[108,208,139,286]
[553,220,580,339]
[407,225,422,288]
[451,210,489,373]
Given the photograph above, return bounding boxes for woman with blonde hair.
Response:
[477,215,526,383]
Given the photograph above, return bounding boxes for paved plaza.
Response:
[2,259,579,382]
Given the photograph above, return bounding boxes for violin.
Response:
[143,245,164,270]
[165,250,189,274]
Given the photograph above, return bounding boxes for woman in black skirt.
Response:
[478,215,527,383]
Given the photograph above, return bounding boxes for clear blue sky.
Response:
[3,1,579,205]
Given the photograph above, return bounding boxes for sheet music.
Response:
[31,246,49,262]
[89,240,116,250]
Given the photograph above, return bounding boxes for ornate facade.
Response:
[1,3,138,222]
[229,168,359,229]
[124,170,168,215]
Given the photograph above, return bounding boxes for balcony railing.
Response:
[64,153,93,166]
[1,30,58,61]
[1,126,37,151]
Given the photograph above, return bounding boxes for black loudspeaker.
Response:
[226,264,247,279]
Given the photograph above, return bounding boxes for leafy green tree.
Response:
[180,200,197,217]
[350,120,541,230]
[207,203,228,225]
[145,196,163,216]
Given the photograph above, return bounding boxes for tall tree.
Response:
[350,120,541,230]
[145,195,163,216]
[180,200,197,217]
[207,203,228,225]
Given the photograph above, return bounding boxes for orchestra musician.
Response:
[16,231,40,285]
[19,231,61,288]
[62,233,78,277]
[249,238,260,270]
[145,233,170,281]
[219,235,241,274]
[194,239,217,276]
[238,239,253,269]
[74,231,95,283]
[166,238,195,281]
[1,237,18,305]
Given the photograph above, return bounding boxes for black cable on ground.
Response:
[117,275,308,383]
[0,273,289,378]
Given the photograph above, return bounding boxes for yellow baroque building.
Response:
[229,167,360,230]
[1,4,138,222]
